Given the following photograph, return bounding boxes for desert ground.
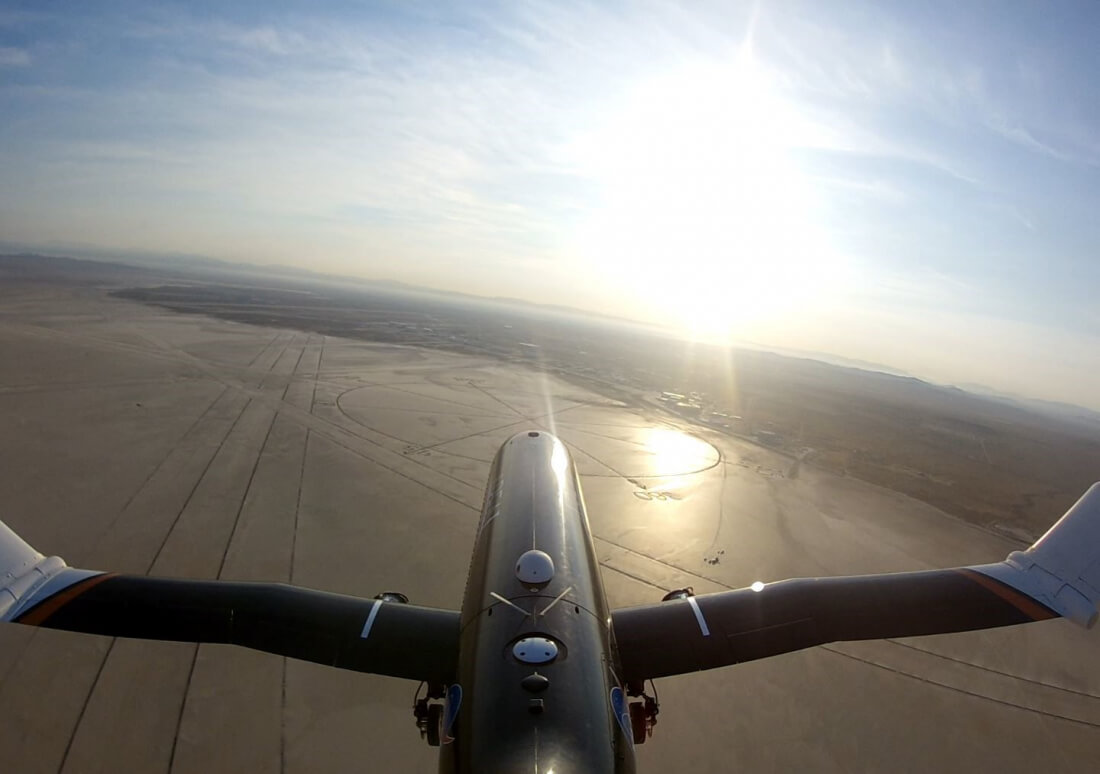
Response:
[1,282,1098,773]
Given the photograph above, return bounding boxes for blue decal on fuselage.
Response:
[609,686,633,747]
[442,684,462,744]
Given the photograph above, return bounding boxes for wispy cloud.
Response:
[3,1,1100,407]
[752,2,1100,182]
[0,46,29,67]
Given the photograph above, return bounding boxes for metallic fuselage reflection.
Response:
[441,431,635,774]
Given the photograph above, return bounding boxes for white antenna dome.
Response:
[515,549,555,585]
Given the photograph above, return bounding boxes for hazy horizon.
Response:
[3,2,1099,411]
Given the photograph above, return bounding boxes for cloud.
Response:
[0,46,29,67]
[2,6,598,281]
[750,3,1100,181]
[983,113,1100,167]
[4,1,1100,410]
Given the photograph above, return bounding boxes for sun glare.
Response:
[572,54,849,342]
[645,427,717,476]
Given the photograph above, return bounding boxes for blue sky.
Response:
[2,1,1100,409]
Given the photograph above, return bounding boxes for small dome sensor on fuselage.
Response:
[513,637,559,664]
[516,549,555,585]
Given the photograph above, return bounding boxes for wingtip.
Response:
[972,484,1100,628]
[0,519,44,580]
[0,518,101,623]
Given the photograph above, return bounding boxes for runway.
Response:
[1,284,1097,772]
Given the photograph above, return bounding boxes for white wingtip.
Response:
[0,519,99,622]
[0,519,48,620]
[0,520,43,578]
[975,483,1100,628]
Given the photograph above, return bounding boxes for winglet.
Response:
[0,520,99,622]
[973,483,1100,628]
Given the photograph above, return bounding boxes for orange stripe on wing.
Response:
[957,568,1057,622]
[15,573,118,626]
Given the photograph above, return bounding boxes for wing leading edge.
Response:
[612,482,1100,683]
[0,522,458,684]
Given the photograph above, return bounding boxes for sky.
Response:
[2,1,1100,410]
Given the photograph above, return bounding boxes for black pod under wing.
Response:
[0,524,458,684]
[613,483,1100,683]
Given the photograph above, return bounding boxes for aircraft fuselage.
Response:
[440,430,635,773]
[6,429,1090,770]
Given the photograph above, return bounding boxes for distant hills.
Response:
[4,248,1099,431]
[953,382,1100,434]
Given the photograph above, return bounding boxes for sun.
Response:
[570,54,849,342]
